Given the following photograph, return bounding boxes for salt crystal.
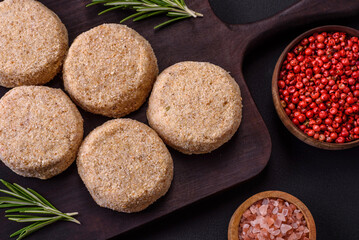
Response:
[280,224,292,235]
[295,212,303,219]
[294,209,300,214]
[304,227,310,233]
[277,213,286,222]
[259,204,268,216]
[292,222,298,229]
[282,208,289,216]
[285,201,289,207]
[272,207,278,214]
[274,218,282,228]
[273,201,279,207]
[261,223,269,230]
[266,217,275,227]
[243,209,251,218]
[257,216,265,225]
[273,229,281,236]
[253,227,261,234]
[288,233,298,240]
[250,205,257,214]
[276,237,284,240]
[262,198,269,205]
[243,224,249,229]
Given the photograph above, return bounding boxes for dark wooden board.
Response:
[1,0,359,239]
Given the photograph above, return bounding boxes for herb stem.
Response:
[87,0,203,29]
[0,179,80,239]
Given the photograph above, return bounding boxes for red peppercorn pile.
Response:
[278,31,359,143]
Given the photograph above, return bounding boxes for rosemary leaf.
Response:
[98,6,124,15]
[104,2,140,6]
[10,216,60,223]
[0,204,22,208]
[26,189,56,209]
[133,10,166,21]
[166,11,188,17]
[17,217,63,240]
[154,15,189,29]
[5,207,46,213]
[0,190,31,202]
[10,222,38,238]
[0,197,34,206]
[6,215,41,218]
[120,12,145,23]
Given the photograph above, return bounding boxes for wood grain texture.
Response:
[272,25,359,150]
[228,191,316,240]
[1,0,358,239]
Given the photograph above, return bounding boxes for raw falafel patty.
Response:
[0,0,68,88]
[77,119,173,213]
[147,61,242,154]
[63,24,158,118]
[0,86,83,179]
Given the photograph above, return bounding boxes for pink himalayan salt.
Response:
[277,213,286,222]
[280,224,292,234]
[259,204,268,216]
[288,233,298,240]
[283,209,289,216]
[272,207,279,214]
[274,218,282,228]
[239,198,309,240]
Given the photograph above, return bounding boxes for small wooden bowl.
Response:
[228,191,316,240]
[272,25,359,150]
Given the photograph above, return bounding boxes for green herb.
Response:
[0,179,80,240]
[87,0,203,29]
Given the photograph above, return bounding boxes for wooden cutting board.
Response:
[1,0,359,239]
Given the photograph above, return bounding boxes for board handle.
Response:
[229,0,359,48]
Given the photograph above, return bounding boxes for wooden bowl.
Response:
[272,25,359,150]
[228,191,316,240]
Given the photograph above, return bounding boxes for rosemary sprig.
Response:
[0,179,80,240]
[87,0,203,29]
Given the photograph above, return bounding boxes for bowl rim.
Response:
[228,190,316,240]
[272,25,359,150]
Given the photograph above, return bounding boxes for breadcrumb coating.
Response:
[0,86,83,179]
[77,119,173,213]
[147,61,242,154]
[0,0,68,87]
[63,24,158,118]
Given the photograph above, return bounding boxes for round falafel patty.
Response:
[0,0,68,88]
[77,119,173,213]
[147,61,242,154]
[63,24,158,118]
[0,86,83,179]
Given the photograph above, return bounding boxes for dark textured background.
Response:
[1,0,359,239]
[118,0,359,239]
